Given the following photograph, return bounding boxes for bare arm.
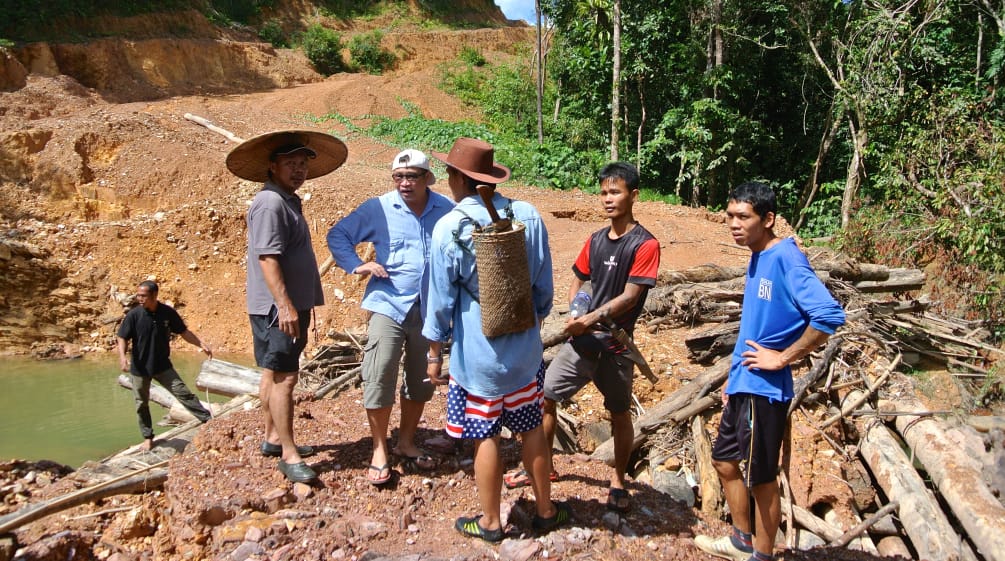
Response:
[565,282,647,336]
[259,255,300,339]
[179,329,213,360]
[741,325,831,372]
[117,336,130,372]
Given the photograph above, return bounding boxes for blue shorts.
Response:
[445,362,545,440]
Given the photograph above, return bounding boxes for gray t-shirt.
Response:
[246,182,324,314]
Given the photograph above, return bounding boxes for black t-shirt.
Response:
[572,223,660,333]
[117,303,187,377]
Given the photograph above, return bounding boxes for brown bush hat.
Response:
[430,137,510,184]
[226,130,348,183]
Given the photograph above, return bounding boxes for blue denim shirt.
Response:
[327,189,454,324]
[422,193,554,398]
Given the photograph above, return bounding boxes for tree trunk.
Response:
[841,110,867,228]
[535,0,544,144]
[610,0,620,160]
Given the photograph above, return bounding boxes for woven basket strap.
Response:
[450,208,481,303]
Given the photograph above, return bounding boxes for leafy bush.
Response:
[348,31,395,74]
[258,19,287,47]
[300,24,344,75]
[258,19,288,47]
[458,46,486,67]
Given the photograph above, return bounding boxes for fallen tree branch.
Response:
[829,501,899,548]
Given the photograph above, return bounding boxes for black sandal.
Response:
[606,488,631,513]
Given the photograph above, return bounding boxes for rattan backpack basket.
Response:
[471,222,536,337]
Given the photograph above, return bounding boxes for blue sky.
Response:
[496,0,537,23]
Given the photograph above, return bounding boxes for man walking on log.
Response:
[695,182,845,561]
[117,280,213,451]
[422,137,570,542]
[506,162,660,514]
[327,149,453,486]
[227,129,347,483]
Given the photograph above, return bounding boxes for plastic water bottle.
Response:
[569,291,592,318]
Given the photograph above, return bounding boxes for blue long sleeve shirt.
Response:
[327,189,454,324]
[422,193,554,398]
[727,238,846,403]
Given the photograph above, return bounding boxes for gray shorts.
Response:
[361,305,434,410]
[543,340,634,413]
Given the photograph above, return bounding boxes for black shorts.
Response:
[711,392,789,487]
[250,308,310,372]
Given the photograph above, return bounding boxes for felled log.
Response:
[684,321,738,364]
[967,415,1005,432]
[196,359,262,397]
[691,415,722,517]
[0,462,168,534]
[116,375,215,423]
[656,264,746,285]
[591,356,729,465]
[859,419,967,561]
[851,268,924,293]
[792,505,843,542]
[894,396,1005,561]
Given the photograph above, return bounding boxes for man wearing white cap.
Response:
[327,149,454,485]
[227,129,347,483]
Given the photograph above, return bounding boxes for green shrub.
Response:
[348,31,395,74]
[258,19,287,47]
[300,24,344,75]
[458,46,486,67]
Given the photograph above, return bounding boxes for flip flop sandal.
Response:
[454,515,504,543]
[606,487,631,513]
[532,500,573,533]
[261,441,315,458]
[504,468,559,489]
[367,463,392,486]
[394,449,436,472]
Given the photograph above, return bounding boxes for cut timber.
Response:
[0,463,168,534]
[792,505,843,542]
[591,356,729,465]
[894,397,1005,561]
[859,420,967,561]
[691,415,722,517]
[116,375,215,423]
[852,268,924,293]
[684,321,738,364]
[197,359,262,397]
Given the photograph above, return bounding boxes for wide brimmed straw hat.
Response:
[431,137,510,184]
[226,130,348,183]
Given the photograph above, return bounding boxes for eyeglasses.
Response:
[392,172,424,182]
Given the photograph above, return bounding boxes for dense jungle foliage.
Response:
[1,0,1001,330]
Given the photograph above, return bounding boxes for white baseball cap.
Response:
[391,149,435,185]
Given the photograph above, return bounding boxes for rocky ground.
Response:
[0,5,995,561]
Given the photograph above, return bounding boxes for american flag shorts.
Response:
[445,362,545,440]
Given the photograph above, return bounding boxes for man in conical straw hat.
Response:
[422,137,571,541]
[227,130,347,483]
